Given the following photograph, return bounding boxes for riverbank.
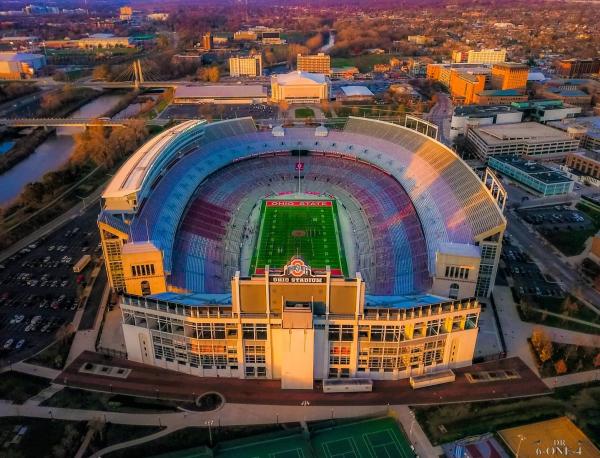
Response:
[0,87,100,176]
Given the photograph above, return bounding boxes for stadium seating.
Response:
[169,155,430,295]
[115,117,504,296]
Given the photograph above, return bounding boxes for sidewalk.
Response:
[392,405,442,458]
[543,369,600,388]
[23,383,64,406]
[0,361,61,380]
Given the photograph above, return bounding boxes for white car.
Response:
[3,339,13,349]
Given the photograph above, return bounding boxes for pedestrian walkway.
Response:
[392,405,442,458]
[89,427,176,458]
[23,383,64,406]
[543,369,600,388]
[66,283,111,366]
[0,361,61,380]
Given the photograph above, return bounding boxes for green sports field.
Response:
[311,417,415,458]
[251,199,348,275]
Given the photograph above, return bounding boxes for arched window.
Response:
[140,280,151,296]
[449,283,460,300]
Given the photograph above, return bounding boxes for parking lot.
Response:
[500,236,565,301]
[0,207,101,366]
[159,103,278,120]
[517,205,593,233]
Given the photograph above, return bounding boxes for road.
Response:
[505,209,600,310]
[424,92,452,145]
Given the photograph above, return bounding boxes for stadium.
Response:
[99,117,506,388]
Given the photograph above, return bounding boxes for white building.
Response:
[466,122,580,160]
[229,55,262,77]
[450,105,523,140]
[271,71,329,104]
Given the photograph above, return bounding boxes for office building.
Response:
[449,70,486,105]
[78,34,132,48]
[229,55,263,77]
[452,49,507,65]
[450,105,523,140]
[488,155,574,196]
[491,63,529,90]
[271,71,329,103]
[296,53,331,76]
[427,63,490,87]
[466,122,579,160]
[330,67,359,80]
[550,116,600,152]
[173,85,268,104]
[98,117,506,386]
[511,100,581,123]
[202,32,213,51]
[556,58,600,78]
[473,89,528,106]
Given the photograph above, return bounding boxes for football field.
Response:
[251,200,347,275]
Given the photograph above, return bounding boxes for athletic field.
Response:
[210,417,414,458]
[311,417,414,458]
[251,199,347,275]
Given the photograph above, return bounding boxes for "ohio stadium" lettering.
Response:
[270,276,325,283]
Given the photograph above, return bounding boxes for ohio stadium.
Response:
[98,117,506,389]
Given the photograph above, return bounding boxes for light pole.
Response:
[516,434,526,458]
[205,419,214,447]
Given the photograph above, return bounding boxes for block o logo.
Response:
[288,258,308,277]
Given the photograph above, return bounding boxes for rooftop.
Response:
[340,86,374,97]
[438,242,481,258]
[0,51,45,61]
[493,62,529,69]
[364,294,454,309]
[454,105,521,117]
[491,155,573,184]
[272,71,328,85]
[148,292,233,307]
[174,85,267,99]
[477,89,522,96]
[548,116,600,140]
[474,122,573,143]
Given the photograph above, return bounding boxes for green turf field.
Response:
[311,417,415,458]
[251,200,348,275]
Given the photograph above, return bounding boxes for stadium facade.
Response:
[99,117,506,388]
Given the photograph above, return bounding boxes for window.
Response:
[140,280,151,296]
[449,283,460,300]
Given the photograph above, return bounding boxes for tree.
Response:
[554,359,568,375]
[92,64,112,81]
[306,33,324,51]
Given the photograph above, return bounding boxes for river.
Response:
[319,30,335,53]
[0,94,131,207]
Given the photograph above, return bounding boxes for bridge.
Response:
[0,118,130,128]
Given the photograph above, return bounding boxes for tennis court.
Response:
[216,430,311,458]
[312,417,414,458]
[251,199,347,275]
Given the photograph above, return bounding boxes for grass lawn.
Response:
[27,333,75,370]
[331,53,398,73]
[86,424,164,456]
[0,417,85,458]
[413,382,600,447]
[294,107,315,118]
[517,305,600,335]
[42,387,181,413]
[251,199,347,274]
[0,372,50,404]
[105,425,287,458]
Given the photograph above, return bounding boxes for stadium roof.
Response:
[102,120,205,199]
[272,71,328,85]
[0,51,45,61]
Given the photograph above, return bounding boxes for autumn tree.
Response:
[306,33,324,51]
[554,359,568,375]
[92,64,112,81]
